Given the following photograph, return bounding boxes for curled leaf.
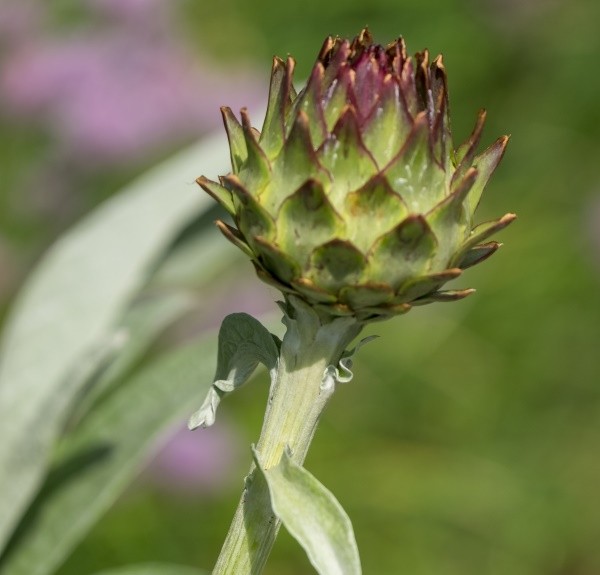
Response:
[321,335,378,391]
[188,313,279,430]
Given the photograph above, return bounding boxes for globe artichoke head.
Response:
[199,28,515,322]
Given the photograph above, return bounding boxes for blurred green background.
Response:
[1,0,600,573]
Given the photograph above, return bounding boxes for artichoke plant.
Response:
[196,30,517,575]
[199,28,515,322]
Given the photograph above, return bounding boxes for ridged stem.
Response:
[212,299,361,575]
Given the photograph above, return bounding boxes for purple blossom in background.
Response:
[0,0,264,166]
[145,420,242,496]
[199,276,277,333]
[0,1,41,44]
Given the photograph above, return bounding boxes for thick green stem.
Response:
[212,299,361,574]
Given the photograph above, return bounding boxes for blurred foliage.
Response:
[2,0,600,574]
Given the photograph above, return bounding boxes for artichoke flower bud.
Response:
[199,28,515,322]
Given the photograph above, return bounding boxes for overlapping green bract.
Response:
[199,28,515,322]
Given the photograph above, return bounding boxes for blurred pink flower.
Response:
[0,1,264,166]
[204,277,277,332]
[145,420,242,496]
[0,0,41,44]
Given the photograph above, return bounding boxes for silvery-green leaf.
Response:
[0,336,216,575]
[150,227,243,289]
[70,293,197,424]
[188,313,279,430]
[256,449,361,575]
[0,128,237,551]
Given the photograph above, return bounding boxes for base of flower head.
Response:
[252,255,481,323]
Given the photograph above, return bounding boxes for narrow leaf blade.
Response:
[257,450,361,575]
[71,293,197,423]
[0,132,233,551]
[0,336,217,575]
